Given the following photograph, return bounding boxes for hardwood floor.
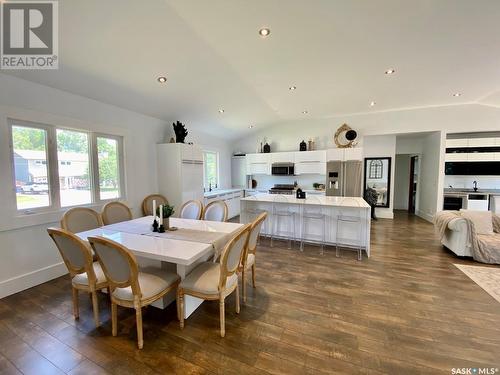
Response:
[1,212,499,374]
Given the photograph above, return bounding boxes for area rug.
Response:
[454,264,500,304]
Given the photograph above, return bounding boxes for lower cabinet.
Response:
[203,190,243,219]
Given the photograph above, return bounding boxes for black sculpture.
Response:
[364,187,378,220]
[173,121,188,143]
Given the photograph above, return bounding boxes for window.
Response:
[9,119,125,213]
[203,151,218,189]
[368,160,383,179]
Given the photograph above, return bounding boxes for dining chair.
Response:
[179,199,203,220]
[142,194,168,216]
[203,200,228,222]
[60,207,103,233]
[239,212,267,303]
[88,236,180,349]
[177,223,251,337]
[101,201,133,225]
[47,228,109,327]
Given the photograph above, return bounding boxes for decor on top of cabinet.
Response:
[308,138,315,151]
[299,140,307,151]
[334,123,358,148]
[263,142,271,153]
[173,121,188,143]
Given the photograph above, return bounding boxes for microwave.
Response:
[271,163,295,176]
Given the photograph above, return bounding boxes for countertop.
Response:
[241,193,370,208]
[204,188,243,198]
[444,189,500,197]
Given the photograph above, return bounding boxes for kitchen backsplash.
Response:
[251,174,325,190]
[445,175,500,189]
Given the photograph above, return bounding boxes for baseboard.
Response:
[0,262,67,299]
[416,210,434,222]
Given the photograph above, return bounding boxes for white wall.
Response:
[394,155,411,210]
[0,74,167,298]
[445,175,500,189]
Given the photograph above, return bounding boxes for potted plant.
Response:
[156,204,175,230]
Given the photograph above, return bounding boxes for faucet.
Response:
[473,181,478,192]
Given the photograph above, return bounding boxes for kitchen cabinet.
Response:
[326,147,363,161]
[467,138,498,147]
[445,153,469,162]
[246,153,271,175]
[231,156,246,188]
[203,189,243,219]
[294,150,326,175]
[271,152,295,163]
[446,139,469,148]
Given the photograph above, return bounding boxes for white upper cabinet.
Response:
[467,138,497,147]
[271,152,295,163]
[326,148,363,161]
[446,139,469,148]
[445,153,468,162]
[246,153,271,175]
[294,150,326,163]
[180,143,203,162]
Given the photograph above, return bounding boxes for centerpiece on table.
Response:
[156,204,176,232]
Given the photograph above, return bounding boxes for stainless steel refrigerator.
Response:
[326,160,363,197]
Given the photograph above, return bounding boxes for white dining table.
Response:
[76,216,244,317]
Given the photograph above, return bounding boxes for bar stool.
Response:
[270,195,296,249]
[300,195,327,254]
[335,198,363,261]
[244,195,268,244]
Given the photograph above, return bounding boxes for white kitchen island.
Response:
[240,194,371,257]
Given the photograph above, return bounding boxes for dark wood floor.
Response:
[1,212,499,375]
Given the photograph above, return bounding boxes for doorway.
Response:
[394,154,420,214]
[408,156,419,213]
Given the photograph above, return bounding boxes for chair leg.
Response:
[178,290,185,329]
[219,298,225,337]
[251,264,256,288]
[91,291,100,327]
[111,302,118,336]
[135,304,143,349]
[235,285,240,314]
[358,247,362,261]
[72,287,79,320]
[242,270,247,303]
[270,216,274,247]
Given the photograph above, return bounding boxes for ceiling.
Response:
[6,0,500,139]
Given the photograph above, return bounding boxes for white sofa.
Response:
[441,217,473,257]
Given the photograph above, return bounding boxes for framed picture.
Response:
[364,157,391,208]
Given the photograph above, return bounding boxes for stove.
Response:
[268,184,296,195]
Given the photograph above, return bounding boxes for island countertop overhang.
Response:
[241,194,370,208]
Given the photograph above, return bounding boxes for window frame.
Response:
[8,118,125,215]
[202,150,219,189]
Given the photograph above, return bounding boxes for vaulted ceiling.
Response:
[6,0,500,139]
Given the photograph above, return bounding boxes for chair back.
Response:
[61,207,102,233]
[47,228,95,279]
[240,212,267,269]
[102,201,132,225]
[272,194,291,214]
[203,200,228,222]
[180,200,203,220]
[142,194,168,216]
[303,195,323,214]
[88,236,140,296]
[219,224,251,290]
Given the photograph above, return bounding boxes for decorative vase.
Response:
[263,143,271,153]
[299,140,307,151]
[164,217,170,230]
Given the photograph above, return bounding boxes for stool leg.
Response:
[320,216,325,255]
[300,217,305,252]
[270,214,274,247]
[336,217,340,258]
[287,215,292,249]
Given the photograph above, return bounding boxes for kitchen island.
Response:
[240,194,371,257]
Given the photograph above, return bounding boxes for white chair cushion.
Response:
[460,210,493,235]
[245,253,255,268]
[180,262,237,295]
[72,262,107,286]
[112,267,179,301]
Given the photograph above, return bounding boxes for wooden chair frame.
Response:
[47,228,108,326]
[60,207,103,232]
[88,236,180,349]
[141,194,168,216]
[101,201,133,225]
[177,224,251,337]
[239,212,267,303]
[179,199,203,220]
[202,200,229,222]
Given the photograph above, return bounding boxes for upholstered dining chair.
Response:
[60,207,103,233]
[47,228,108,327]
[177,224,251,337]
[179,200,203,220]
[88,236,180,349]
[101,201,133,225]
[203,200,228,222]
[142,194,168,216]
[239,212,267,303]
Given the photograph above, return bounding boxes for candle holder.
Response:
[158,224,165,233]
[152,219,159,232]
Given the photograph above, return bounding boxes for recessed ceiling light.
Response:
[259,28,271,37]
[453,92,462,97]
[218,109,225,114]
[370,101,376,106]
[289,86,297,91]
[384,69,396,75]
[302,110,308,114]
[157,76,167,83]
